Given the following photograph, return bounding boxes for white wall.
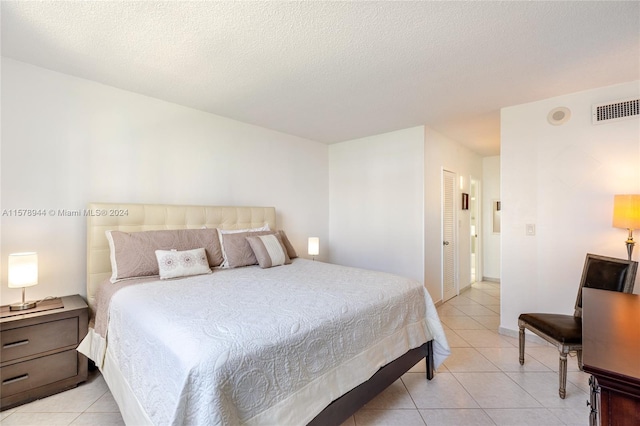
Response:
[328,127,425,283]
[1,59,329,304]
[424,127,483,302]
[482,156,501,280]
[500,81,640,335]
[328,125,485,302]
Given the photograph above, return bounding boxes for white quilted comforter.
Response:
[83,259,449,425]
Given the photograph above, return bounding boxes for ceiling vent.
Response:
[592,98,639,125]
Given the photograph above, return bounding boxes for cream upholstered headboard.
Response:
[86,202,276,312]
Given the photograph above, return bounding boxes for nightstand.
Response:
[0,294,88,410]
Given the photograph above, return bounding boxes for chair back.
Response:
[574,253,638,317]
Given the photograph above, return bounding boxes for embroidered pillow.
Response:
[155,248,212,280]
[246,234,292,268]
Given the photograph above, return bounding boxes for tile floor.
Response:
[1,281,591,425]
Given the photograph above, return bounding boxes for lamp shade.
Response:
[613,194,640,230]
[308,237,320,256]
[8,252,38,288]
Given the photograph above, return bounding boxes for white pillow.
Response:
[218,224,270,235]
[155,248,212,280]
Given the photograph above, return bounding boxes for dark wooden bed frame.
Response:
[308,340,434,425]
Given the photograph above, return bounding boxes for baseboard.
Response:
[499,326,518,338]
[482,277,500,283]
[499,326,551,346]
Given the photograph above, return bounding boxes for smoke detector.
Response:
[592,98,639,125]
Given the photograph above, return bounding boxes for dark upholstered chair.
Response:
[518,253,637,398]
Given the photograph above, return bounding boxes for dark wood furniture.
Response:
[1,295,89,410]
[582,287,640,426]
[518,253,637,398]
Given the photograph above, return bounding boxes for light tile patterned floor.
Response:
[1,281,590,425]
[342,282,590,426]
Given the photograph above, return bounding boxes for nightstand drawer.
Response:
[0,350,78,397]
[1,318,78,362]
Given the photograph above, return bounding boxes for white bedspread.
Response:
[80,259,449,425]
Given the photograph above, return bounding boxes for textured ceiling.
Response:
[2,1,639,156]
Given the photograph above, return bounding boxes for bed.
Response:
[77,202,450,425]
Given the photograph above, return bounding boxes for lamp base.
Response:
[9,301,37,311]
[625,240,635,261]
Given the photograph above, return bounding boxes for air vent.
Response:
[592,98,639,124]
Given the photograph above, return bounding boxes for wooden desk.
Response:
[582,288,640,426]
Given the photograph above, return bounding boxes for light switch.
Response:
[526,224,536,236]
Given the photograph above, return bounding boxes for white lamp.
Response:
[613,194,640,261]
[308,237,319,261]
[8,252,38,311]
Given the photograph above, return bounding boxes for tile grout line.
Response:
[441,283,500,426]
[466,283,501,426]
[461,284,588,425]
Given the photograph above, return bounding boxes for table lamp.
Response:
[308,237,319,261]
[612,194,640,261]
[8,252,38,311]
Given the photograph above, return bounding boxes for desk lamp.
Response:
[613,194,640,261]
[308,237,319,261]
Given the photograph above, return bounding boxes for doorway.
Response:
[470,178,481,284]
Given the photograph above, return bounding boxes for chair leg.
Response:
[518,326,525,365]
[559,352,568,399]
[577,350,583,371]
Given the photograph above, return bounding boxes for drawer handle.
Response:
[2,374,29,385]
[3,339,29,349]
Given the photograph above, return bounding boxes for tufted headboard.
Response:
[86,202,276,312]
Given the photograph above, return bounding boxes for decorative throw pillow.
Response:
[217,225,270,268]
[155,248,212,280]
[106,228,222,283]
[219,230,277,268]
[246,234,292,268]
[277,230,298,259]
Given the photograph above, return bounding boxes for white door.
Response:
[442,170,457,301]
